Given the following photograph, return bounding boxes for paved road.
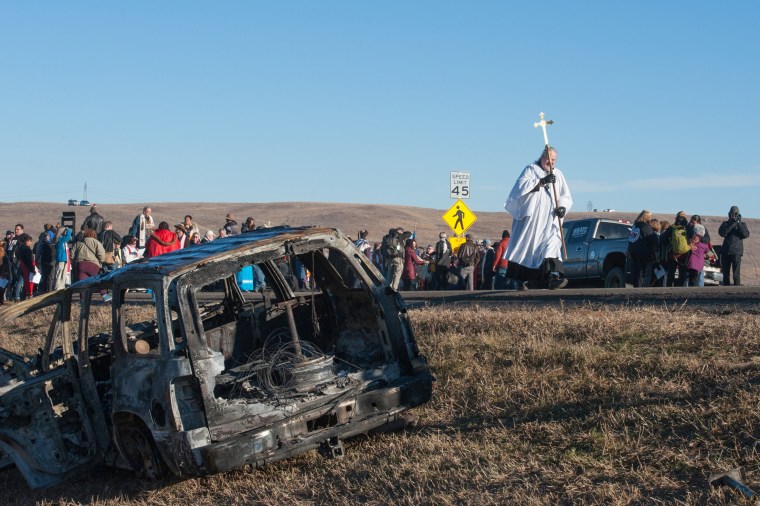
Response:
[193,285,759,310]
[398,286,760,310]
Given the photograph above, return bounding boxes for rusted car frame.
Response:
[0,226,433,488]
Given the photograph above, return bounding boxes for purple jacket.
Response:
[687,241,709,272]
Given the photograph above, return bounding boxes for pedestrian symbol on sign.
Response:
[442,199,477,236]
[452,206,465,232]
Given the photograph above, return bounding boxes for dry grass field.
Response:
[1,201,758,285]
[2,303,760,504]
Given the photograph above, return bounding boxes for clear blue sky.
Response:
[2,1,758,219]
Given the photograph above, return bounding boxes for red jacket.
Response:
[492,237,510,271]
[144,229,180,258]
[402,246,426,280]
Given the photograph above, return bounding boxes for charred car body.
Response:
[0,226,433,488]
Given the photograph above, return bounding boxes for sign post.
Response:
[443,171,476,253]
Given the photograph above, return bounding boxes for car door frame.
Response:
[0,289,108,489]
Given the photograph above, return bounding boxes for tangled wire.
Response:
[231,328,331,396]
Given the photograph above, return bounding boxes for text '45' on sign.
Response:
[450,171,470,199]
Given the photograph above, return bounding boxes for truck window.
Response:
[565,221,591,244]
[596,222,631,240]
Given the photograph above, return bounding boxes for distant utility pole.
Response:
[83,182,88,202]
[587,200,593,212]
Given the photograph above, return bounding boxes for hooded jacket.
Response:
[144,229,179,258]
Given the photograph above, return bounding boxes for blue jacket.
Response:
[55,228,72,263]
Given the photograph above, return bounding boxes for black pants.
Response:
[435,266,449,290]
[40,263,55,293]
[666,258,688,287]
[629,255,646,288]
[722,254,742,286]
[480,271,495,290]
[507,258,564,285]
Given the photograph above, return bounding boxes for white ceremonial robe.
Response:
[504,163,573,269]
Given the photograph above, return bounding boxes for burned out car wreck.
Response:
[0,226,433,488]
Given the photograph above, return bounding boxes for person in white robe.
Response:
[129,206,156,255]
[504,147,573,289]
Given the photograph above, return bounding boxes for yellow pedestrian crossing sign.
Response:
[443,199,477,236]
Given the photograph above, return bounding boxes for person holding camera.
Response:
[718,205,750,286]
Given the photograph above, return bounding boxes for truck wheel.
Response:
[119,425,168,480]
[604,267,626,288]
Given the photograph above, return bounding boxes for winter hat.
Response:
[693,224,706,237]
[729,206,740,217]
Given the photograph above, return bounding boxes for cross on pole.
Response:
[532,112,567,259]
[533,112,554,146]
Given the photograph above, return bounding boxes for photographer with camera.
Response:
[718,205,750,286]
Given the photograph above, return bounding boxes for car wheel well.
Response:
[113,413,169,480]
[604,267,626,289]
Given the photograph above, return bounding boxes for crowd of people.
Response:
[627,207,750,288]
[0,205,260,304]
[355,144,748,292]
[354,227,514,291]
[350,201,749,293]
[0,189,751,303]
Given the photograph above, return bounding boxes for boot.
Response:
[548,274,568,290]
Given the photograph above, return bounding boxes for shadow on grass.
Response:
[1,465,180,504]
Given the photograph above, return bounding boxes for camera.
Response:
[736,213,742,222]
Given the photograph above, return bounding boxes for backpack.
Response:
[382,234,401,259]
[9,240,20,265]
[458,242,477,266]
[628,225,641,243]
[671,225,689,255]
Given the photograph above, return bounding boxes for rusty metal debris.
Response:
[0,226,433,488]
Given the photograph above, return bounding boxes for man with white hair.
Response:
[202,230,216,243]
[504,147,573,290]
[129,206,155,254]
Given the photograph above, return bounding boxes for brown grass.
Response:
[2,305,760,504]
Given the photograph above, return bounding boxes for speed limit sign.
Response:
[450,171,470,199]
